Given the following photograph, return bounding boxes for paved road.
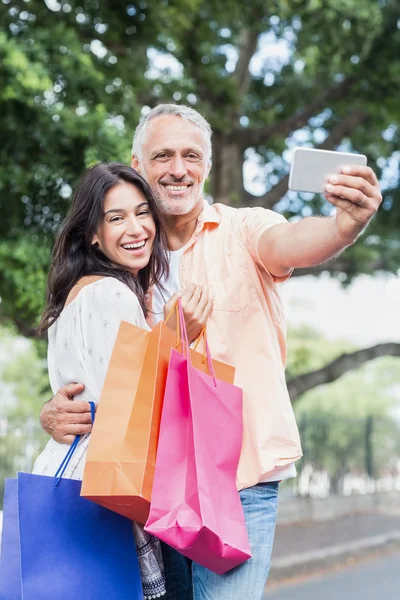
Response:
[264,551,400,600]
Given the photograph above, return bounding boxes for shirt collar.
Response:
[195,199,220,234]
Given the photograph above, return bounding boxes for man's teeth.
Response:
[122,241,146,250]
[165,185,189,191]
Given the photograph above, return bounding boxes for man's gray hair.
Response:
[132,104,212,163]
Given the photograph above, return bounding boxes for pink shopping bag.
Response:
[145,299,251,574]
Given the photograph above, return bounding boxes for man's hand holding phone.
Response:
[324,164,382,244]
[289,147,382,243]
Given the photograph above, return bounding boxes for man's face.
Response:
[132,115,210,216]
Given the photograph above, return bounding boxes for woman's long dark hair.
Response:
[39,162,169,332]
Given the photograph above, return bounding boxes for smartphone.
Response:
[288,147,367,194]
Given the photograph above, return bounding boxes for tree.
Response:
[0,327,49,506]
[144,0,400,279]
[1,0,399,391]
[286,324,400,403]
[284,327,400,495]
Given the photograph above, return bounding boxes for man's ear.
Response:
[131,155,140,172]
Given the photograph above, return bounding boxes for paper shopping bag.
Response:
[0,473,142,600]
[145,300,251,574]
[81,317,234,524]
[0,479,21,598]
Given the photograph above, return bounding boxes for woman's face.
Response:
[92,182,156,275]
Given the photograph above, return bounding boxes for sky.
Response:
[281,272,400,347]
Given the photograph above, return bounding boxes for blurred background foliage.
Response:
[0,325,48,501]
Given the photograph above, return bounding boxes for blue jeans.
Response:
[161,481,279,600]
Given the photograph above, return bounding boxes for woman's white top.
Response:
[33,277,150,478]
[33,277,166,600]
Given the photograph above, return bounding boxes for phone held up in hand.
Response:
[288,147,367,194]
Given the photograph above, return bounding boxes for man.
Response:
[40,104,382,599]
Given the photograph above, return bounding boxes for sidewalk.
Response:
[268,511,400,583]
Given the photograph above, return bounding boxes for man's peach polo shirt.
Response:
[154,200,302,490]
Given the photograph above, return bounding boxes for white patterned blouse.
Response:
[33,277,166,599]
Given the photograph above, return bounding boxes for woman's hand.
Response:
[163,283,213,344]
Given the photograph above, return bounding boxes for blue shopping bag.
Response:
[0,405,143,600]
[0,478,21,598]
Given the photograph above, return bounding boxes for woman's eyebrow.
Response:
[104,202,149,216]
[104,208,125,215]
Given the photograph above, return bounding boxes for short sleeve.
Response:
[77,278,150,397]
[236,207,293,282]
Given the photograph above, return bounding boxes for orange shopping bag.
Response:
[81,310,234,524]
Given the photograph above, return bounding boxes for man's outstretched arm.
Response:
[40,382,93,444]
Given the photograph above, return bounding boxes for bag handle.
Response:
[193,327,214,378]
[177,298,217,387]
[163,301,181,348]
[177,296,189,351]
[54,401,96,486]
[192,326,210,365]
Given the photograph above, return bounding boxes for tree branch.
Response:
[243,108,368,209]
[233,29,260,100]
[15,319,43,340]
[230,78,355,148]
[183,16,232,108]
[244,174,289,209]
[0,315,43,341]
[287,343,400,403]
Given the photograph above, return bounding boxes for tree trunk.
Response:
[210,133,244,206]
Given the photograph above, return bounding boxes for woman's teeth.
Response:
[122,241,146,250]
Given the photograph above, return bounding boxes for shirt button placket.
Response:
[180,263,186,290]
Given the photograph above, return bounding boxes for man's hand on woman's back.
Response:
[39,382,94,444]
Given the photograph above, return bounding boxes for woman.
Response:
[34,162,169,599]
